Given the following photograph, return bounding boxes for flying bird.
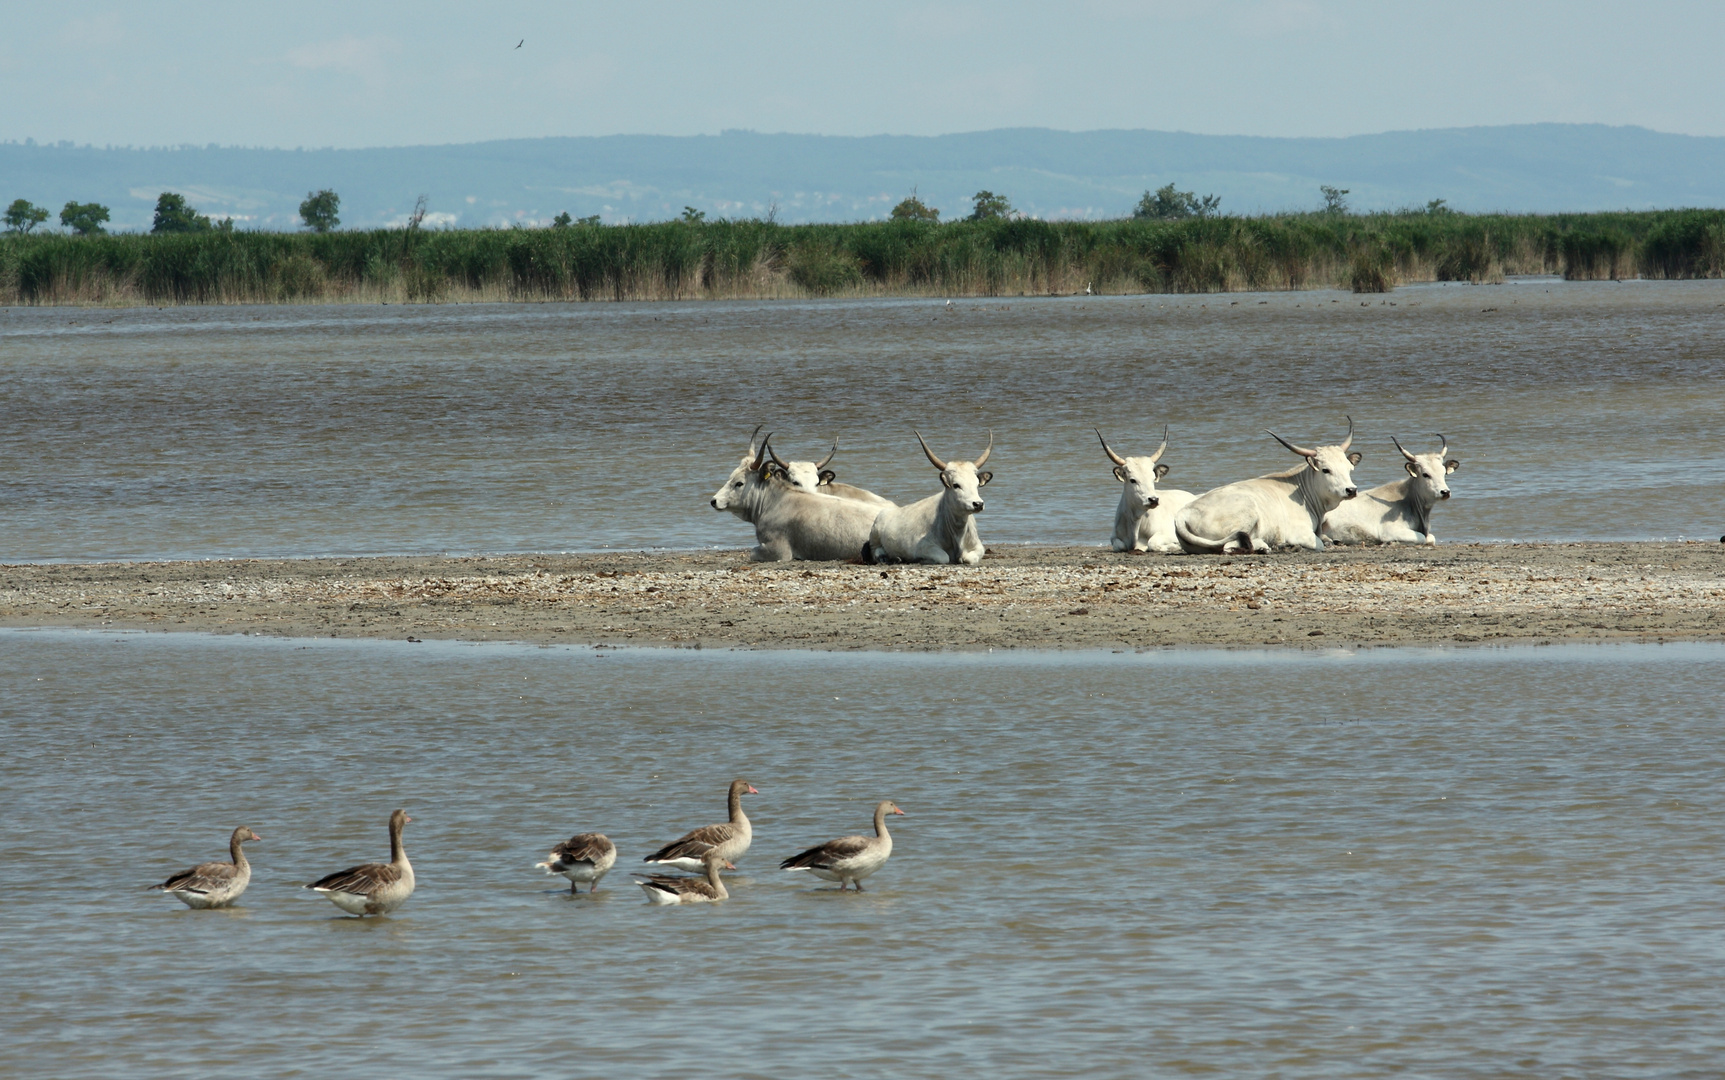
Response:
[516,39,523,48]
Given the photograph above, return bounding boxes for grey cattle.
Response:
[1097,427,1196,553]
[766,440,895,508]
[866,432,993,565]
[1173,420,1362,553]
[710,431,882,562]
[1322,435,1460,546]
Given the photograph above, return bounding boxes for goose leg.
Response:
[570,881,578,894]
[853,880,865,892]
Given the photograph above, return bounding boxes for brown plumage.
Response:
[642,778,758,872]
[151,826,262,909]
[305,808,415,916]
[535,832,617,893]
[633,849,735,904]
[780,800,903,891]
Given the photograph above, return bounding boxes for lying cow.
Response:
[1097,427,1196,553]
[711,431,882,562]
[1173,420,1361,553]
[1322,435,1460,546]
[866,432,992,565]
[766,440,895,508]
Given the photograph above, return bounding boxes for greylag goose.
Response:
[150,826,262,908]
[780,800,904,891]
[642,778,758,872]
[535,832,617,893]
[633,849,734,905]
[305,809,415,916]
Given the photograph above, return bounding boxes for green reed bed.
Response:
[3,209,1721,306]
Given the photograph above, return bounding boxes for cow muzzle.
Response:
[710,498,720,509]
[1146,496,1160,509]
[970,501,985,512]
[1343,487,1358,499]
[1440,490,1451,499]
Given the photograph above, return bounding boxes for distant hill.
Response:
[5,124,1724,231]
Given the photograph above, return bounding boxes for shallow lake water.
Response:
[3,280,1723,562]
[3,631,1722,1077]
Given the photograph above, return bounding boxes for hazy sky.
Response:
[5,1,1724,148]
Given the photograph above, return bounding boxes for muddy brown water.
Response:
[3,279,1722,562]
[3,631,1723,1077]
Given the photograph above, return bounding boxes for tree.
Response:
[60,201,110,235]
[152,191,213,233]
[551,211,573,228]
[1425,198,1451,215]
[968,190,1012,221]
[299,189,340,232]
[1320,185,1351,214]
[681,206,706,223]
[4,198,49,233]
[1133,183,1221,221]
[577,215,600,226]
[891,190,939,221]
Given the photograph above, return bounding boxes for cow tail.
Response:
[1174,517,1229,555]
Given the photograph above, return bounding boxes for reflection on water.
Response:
[3,631,1723,1077]
[3,280,1723,561]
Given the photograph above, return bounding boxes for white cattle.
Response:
[766,441,895,508]
[710,430,882,562]
[1173,420,1363,554]
[866,432,993,565]
[1322,435,1460,546]
[1097,427,1197,553]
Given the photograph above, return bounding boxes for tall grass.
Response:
[3,209,1722,307]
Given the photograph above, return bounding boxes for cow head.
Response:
[916,430,992,513]
[710,426,773,514]
[1394,434,1460,503]
[1267,417,1362,503]
[766,440,838,492]
[1097,427,1171,512]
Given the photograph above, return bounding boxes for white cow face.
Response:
[1302,443,1362,502]
[777,460,834,492]
[1404,451,1460,502]
[711,453,769,513]
[1114,456,1171,511]
[940,461,992,513]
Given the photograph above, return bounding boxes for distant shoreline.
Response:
[4,542,1721,651]
[3,208,1720,307]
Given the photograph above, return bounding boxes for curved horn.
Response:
[1339,414,1354,452]
[1392,435,1417,462]
[814,441,837,470]
[1147,424,1169,464]
[1266,429,1317,458]
[973,429,993,468]
[751,432,774,472]
[1434,432,1448,458]
[914,430,947,471]
[1095,428,1125,466]
[747,423,765,456]
[767,440,788,469]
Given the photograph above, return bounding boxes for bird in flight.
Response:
[516,39,524,48]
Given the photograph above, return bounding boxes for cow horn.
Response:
[767,440,789,469]
[1339,415,1354,452]
[1148,424,1169,464]
[1434,432,1448,458]
[973,430,993,468]
[914,430,947,471]
[1265,430,1317,458]
[1095,429,1125,466]
[815,441,837,470]
[751,432,774,472]
[1392,435,1417,462]
[747,423,765,456]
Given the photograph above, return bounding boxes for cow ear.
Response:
[1405,460,1419,477]
[1445,458,1460,474]
[977,471,993,486]
[940,472,953,488]
[818,469,836,485]
[1347,451,1363,466]
[1154,463,1170,481]
[1112,464,1128,483]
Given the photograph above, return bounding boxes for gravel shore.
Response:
[3,542,1722,650]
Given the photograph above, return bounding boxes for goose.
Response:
[642,778,758,873]
[633,849,734,905]
[535,832,617,894]
[150,826,262,908]
[780,800,904,891]
[305,809,415,916]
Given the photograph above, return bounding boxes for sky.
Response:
[4,1,1724,149]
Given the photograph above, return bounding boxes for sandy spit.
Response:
[3,543,1722,652]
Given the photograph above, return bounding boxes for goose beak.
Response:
[747,785,760,794]
[893,809,906,816]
